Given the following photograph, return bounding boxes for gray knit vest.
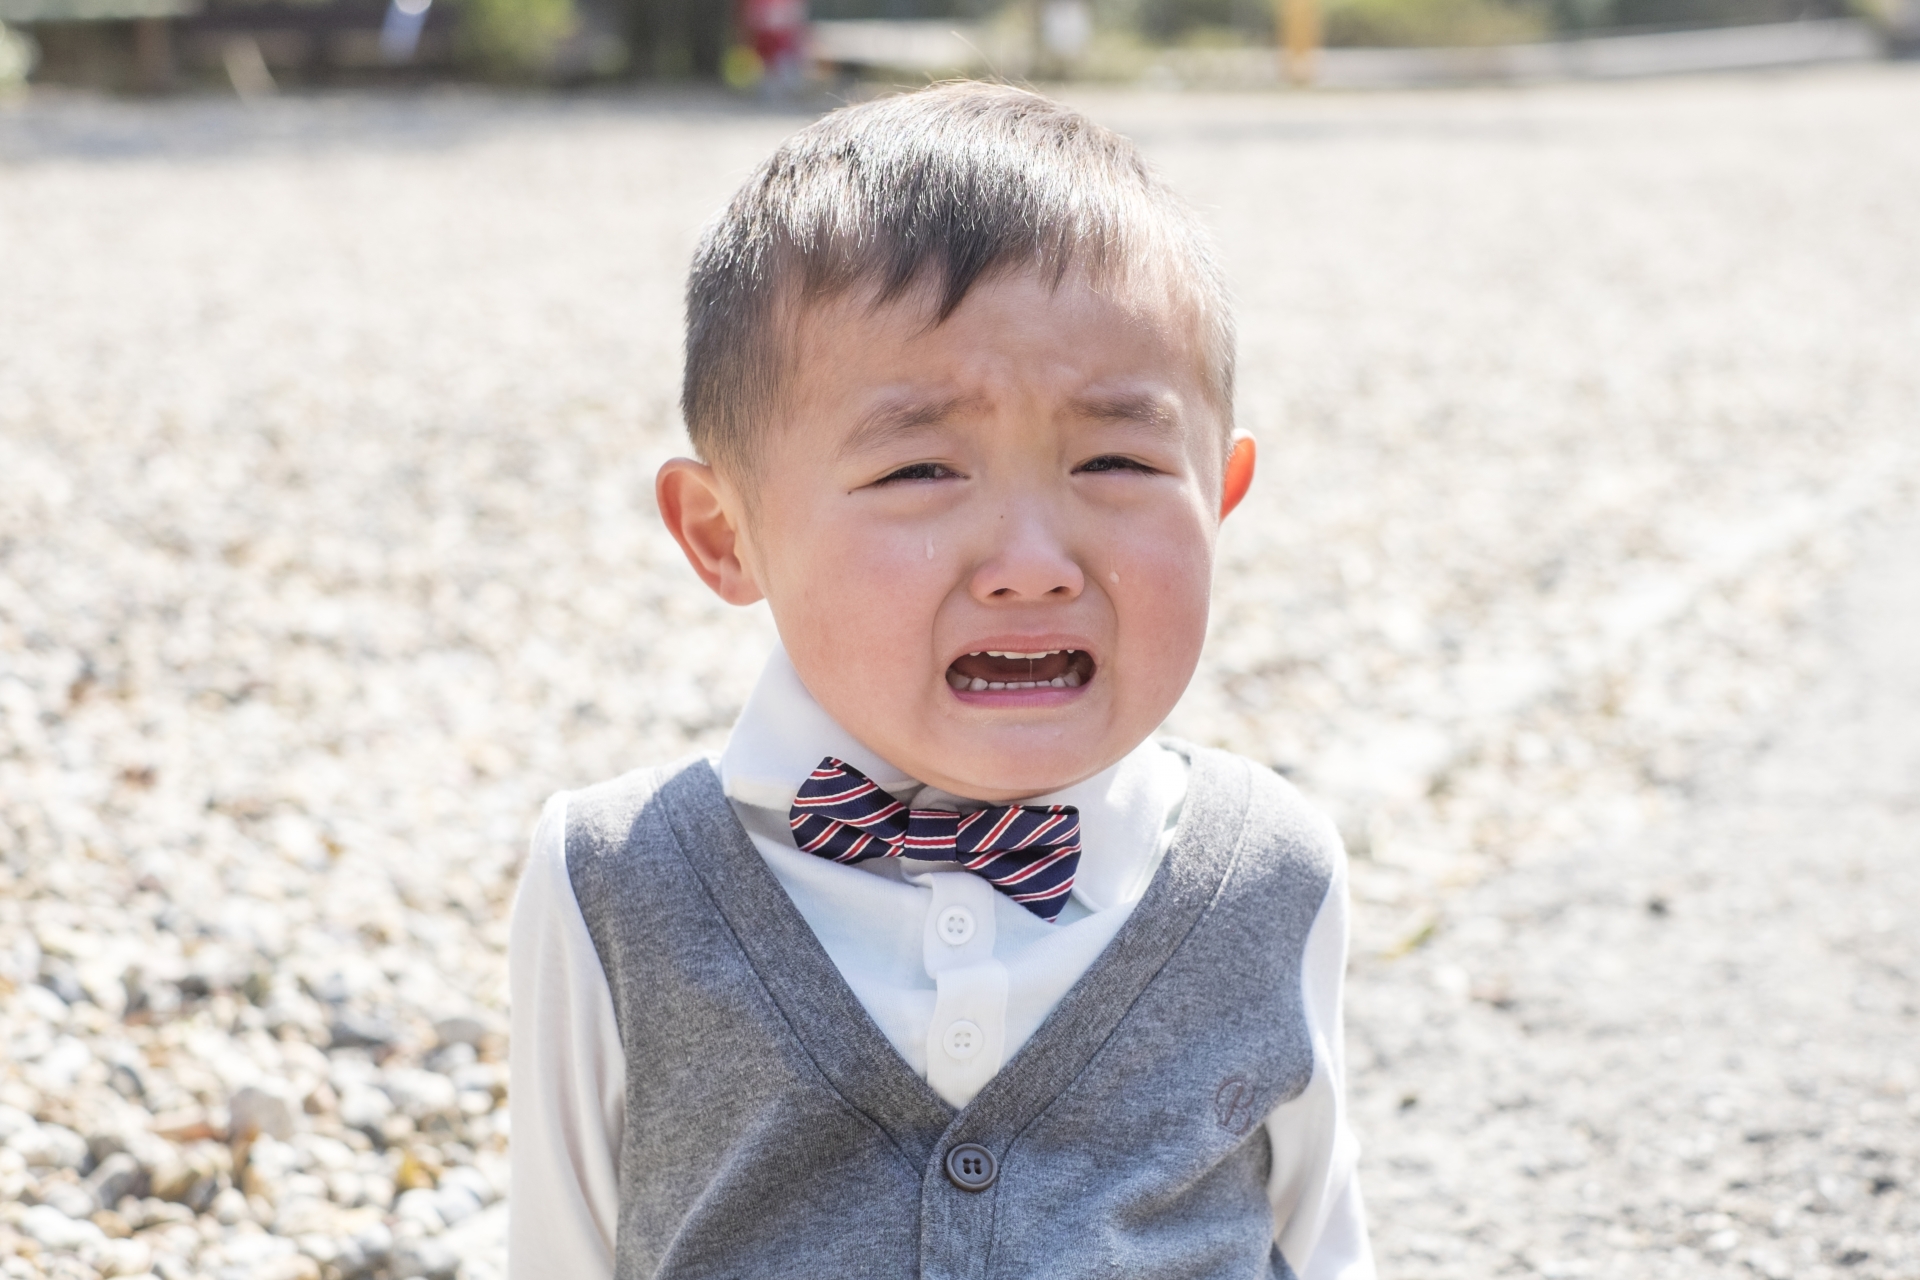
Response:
[565,743,1337,1280]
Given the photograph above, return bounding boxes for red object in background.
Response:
[738,0,806,64]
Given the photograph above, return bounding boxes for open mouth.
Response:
[944,649,1095,692]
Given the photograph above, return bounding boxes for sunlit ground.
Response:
[1,66,1917,1279]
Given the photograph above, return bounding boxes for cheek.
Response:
[1106,515,1214,668]
[768,516,946,668]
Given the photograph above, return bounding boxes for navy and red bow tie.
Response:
[789,758,1081,922]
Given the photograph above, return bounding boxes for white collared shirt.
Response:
[509,645,1374,1279]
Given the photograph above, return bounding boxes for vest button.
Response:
[944,1143,997,1192]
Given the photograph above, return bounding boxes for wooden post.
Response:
[133,16,173,92]
[1278,0,1319,86]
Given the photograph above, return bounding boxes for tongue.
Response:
[950,652,1074,683]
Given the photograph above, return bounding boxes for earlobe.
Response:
[1220,431,1256,520]
[655,459,766,606]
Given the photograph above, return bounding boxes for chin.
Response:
[934,737,1113,802]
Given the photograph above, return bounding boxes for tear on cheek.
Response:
[944,650,1095,692]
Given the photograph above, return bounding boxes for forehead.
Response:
[780,268,1220,432]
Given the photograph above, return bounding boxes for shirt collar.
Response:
[716,644,1187,914]
[717,643,919,809]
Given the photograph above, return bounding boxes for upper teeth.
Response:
[974,650,1063,659]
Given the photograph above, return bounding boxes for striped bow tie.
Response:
[789,758,1081,922]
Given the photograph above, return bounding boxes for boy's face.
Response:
[663,271,1244,803]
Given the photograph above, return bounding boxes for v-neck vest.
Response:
[565,743,1336,1280]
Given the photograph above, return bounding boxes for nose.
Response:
[967,506,1085,603]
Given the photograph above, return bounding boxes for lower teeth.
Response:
[952,671,1084,691]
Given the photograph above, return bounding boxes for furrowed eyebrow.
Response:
[1069,393,1181,438]
[839,394,984,458]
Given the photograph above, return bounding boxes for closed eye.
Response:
[1075,455,1160,475]
[872,461,960,485]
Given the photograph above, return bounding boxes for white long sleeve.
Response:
[1271,862,1375,1280]
[507,794,624,1280]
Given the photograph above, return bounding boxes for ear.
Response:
[1220,431,1256,520]
[656,458,765,606]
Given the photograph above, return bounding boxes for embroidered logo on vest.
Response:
[1213,1074,1260,1136]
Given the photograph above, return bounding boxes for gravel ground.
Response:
[1,68,1917,1279]
[1347,513,1920,1280]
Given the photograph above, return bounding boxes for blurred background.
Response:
[2,1,1919,1278]
[1,0,1917,92]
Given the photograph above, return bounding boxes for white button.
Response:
[942,1020,983,1060]
[936,906,976,946]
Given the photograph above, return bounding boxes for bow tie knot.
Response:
[789,758,1081,922]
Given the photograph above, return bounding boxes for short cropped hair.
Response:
[681,82,1235,478]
